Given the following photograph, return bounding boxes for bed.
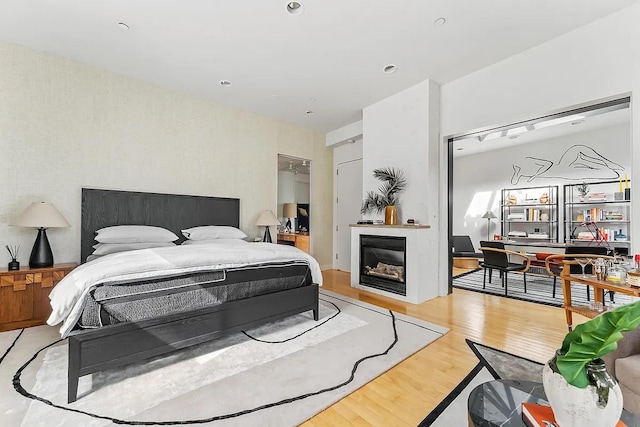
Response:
[52,188,320,403]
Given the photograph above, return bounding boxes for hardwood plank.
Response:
[309,269,575,426]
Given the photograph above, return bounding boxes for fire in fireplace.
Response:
[359,235,406,296]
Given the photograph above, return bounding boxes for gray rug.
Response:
[0,290,448,427]
[419,340,544,426]
[453,269,638,308]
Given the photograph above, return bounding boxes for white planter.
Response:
[542,360,623,427]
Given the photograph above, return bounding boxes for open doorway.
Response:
[447,97,631,294]
[277,154,311,253]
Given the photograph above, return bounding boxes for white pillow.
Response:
[181,226,247,241]
[95,225,179,244]
[92,242,176,256]
[181,239,248,246]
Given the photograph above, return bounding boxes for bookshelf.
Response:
[500,185,559,242]
[564,179,632,254]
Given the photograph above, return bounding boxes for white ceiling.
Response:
[0,0,637,133]
[278,154,311,175]
[453,105,631,158]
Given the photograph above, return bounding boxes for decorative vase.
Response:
[542,350,623,427]
[384,206,398,225]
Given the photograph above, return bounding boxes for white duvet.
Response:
[47,240,323,338]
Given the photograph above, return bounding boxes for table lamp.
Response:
[255,210,280,243]
[283,202,297,232]
[13,202,70,268]
[482,211,497,241]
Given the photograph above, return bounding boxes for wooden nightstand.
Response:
[277,233,310,254]
[0,262,76,331]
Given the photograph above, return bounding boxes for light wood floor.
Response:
[302,269,580,427]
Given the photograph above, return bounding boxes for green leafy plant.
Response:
[556,300,640,388]
[360,167,407,214]
[577,182,590,197]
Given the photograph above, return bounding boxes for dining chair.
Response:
[479,241,530,296]
[545,246,610,300]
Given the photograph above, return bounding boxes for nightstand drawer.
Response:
[278,234,296,242]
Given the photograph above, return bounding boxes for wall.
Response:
[362,79,440,224]
[0,42,333,268]
[440,3,640,273]
[453,124,631,250]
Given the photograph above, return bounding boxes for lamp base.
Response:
[29,228,54,268]
[263,226,272,243]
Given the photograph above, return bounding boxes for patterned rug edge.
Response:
[417,340,543,426]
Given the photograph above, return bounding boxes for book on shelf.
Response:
[521,402,627,427]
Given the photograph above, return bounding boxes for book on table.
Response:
[521,402,627,427]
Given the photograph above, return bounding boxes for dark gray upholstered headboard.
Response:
[81,188,240,263]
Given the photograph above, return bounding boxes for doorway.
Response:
[278,154,311,250]
[447,97,632,293]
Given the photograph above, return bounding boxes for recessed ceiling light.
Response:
[509,135,519,140]
[434,17,446,27]
[219,80,232,87]
[118,22,130,30]
[571,120,585,125]
[287,2,304,15]
[306,110,315,115]
[456,147,464,151]
[383,64,397,74]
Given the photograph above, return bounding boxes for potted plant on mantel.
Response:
[360,167,407,225]
[542,300,640,426]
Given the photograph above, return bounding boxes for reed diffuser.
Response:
[6,245,20,270]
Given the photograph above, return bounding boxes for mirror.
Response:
[277,154,311,233]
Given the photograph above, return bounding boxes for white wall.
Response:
[454,124,631,250]
[440,3,640,266]
[362,79,440,224]
[0,42,334,267]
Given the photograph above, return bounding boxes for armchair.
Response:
[479,241,530,296]
[452,235,483,258]
[602,326,640,415]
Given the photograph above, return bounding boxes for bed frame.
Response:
[67,188,319,403]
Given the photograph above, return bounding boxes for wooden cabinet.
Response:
[0,263,76,331]
[277,233,310,254]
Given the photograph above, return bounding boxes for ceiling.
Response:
[453,102,631,158]
[278,154,310,175]
[0,0,637,133]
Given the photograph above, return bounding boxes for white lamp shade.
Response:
[482,211,497,220]
[13,202,71,228]
[283,203,298,218]
[255,210,281,227]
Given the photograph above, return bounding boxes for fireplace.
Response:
[359,235,406,296]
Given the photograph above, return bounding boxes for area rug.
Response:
[418,340,544,426]
[0,290,448,427]
[453,269,638,307]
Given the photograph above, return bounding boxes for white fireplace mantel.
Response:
[350,224,437,304]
